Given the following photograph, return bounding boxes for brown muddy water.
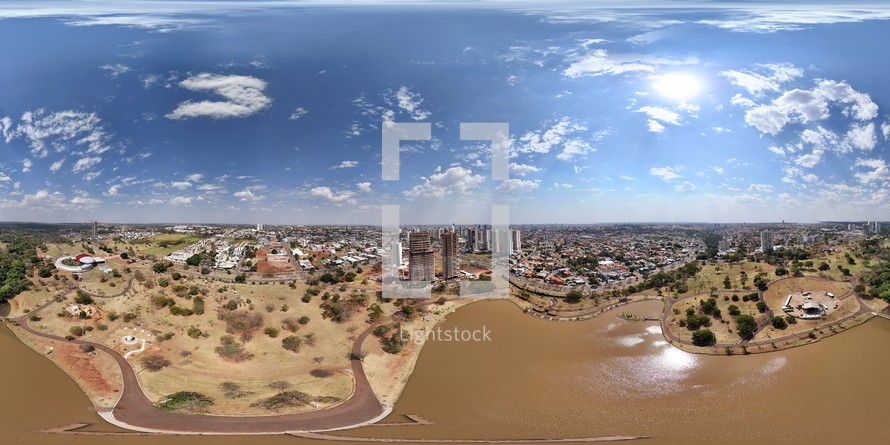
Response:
[2,299,890,445]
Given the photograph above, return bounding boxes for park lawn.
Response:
[687,261,777,294]
[75,268,134,297]
[666,290,767,345]
[122,234,204,259]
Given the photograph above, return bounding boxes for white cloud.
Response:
[854,158,890,185]
[674,181,697,192]
[730,93,756,108]
[21,159,32,173]
[0,172,10,182]
[743,79,878,135]
[197,184,223,191]
[843,122,877,152]
[636,106,680,125]
[515,117,596,160]
[186,173,204,182]
[331,160,359,169]
[234,190,264,202]
[721,63,802,96]
[646,119,665,133]
[104,184,122,196]
[170,196,192,206]
[394,86,431,121]
[357,182,372,193]
[767,146,785,156]
[140,73,161,89]
[619,175,636,181]
[100,63,131,78]
[0,116,12,142]
[748,183,774,192]
[711,166,725,175]
[5,109,114,158]
[166,73,271,119]
[498,178,541,193]
[650,166,681,181]
[563,49,697,78]
[310,186,356,205]
[72,156,102,173]
[49,158,65,172]
[403,166,484,199]
[170,181,192,190]
[698,8,890,33]
[882,121,890,140]
[290,107,308,120]
[509,163,542,177]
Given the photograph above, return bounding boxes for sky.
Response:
[2,1,890,224]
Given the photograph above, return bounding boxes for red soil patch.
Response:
[56,343,117,395]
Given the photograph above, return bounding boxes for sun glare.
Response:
[652,73,702,101]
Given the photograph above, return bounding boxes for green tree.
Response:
[736,314,757,339]
[565,290,584,304]
[723,275,732,289]
[691,329,715,346]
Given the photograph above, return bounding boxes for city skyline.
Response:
[2,1,890,224]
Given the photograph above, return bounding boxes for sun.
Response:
[652,73,703,101]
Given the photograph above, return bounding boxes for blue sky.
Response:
[2,1,890,224]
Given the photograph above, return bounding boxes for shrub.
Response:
[756,301,768,313]
[282,335,303,353]
[771,315,788,329]
[298,316,310,325]
[727,305,741,316]
[220,381,251,399]
[215,335,253,362]
[310,369,334,378]
[79,344,96,353]
[268,381,292,390]
[123,312,137,322]
[251,390,313,411]
[171,272,182,281]
[158,278,169,287]
[218,311,264,341]
[187,327,203,338]
[282,317,301,333]
[28,314,41,322]
[373,324,392,337]
[158,392,214,413]
[193,297,205,315]
[74,291,94,305]
[731,294,739,302]
[69,326,85,336]
[141,353,171,372]
[265,327,280,338]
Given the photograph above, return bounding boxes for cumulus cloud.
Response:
[100,63,131,78]
[72,156,102,173]
[166,73,271,119]
[403,166,484,199]
[743,79,878,135]
[170,181,192,190]
[515,118,596,160]
[357,182,372,193]
[650,166,681,181]
[497,178,541,193]
[509,163,542,177]
[394,87,431,121]
[636,106,681,125]
[674,181,697,192]
[289,107,308,120]
[21,159,32,173]
[234,190,264,202]
[646,120,665,133]
[854,158,890,185]
[49,158,65,172]
[310,186,356,205]
[170,196,192,206]
[331,160,359,169]
[748,184,774,192]
[186,173,204,182]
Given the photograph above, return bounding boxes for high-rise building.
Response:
[718,239,728,252]
[441,229,459,279]
[872,221,882,235]
[391,240,403,267]
[257,223,265,232]
[91,221,98,239]
[408,230,434,281]
[511,229,521,253]
[760,230,773,253]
